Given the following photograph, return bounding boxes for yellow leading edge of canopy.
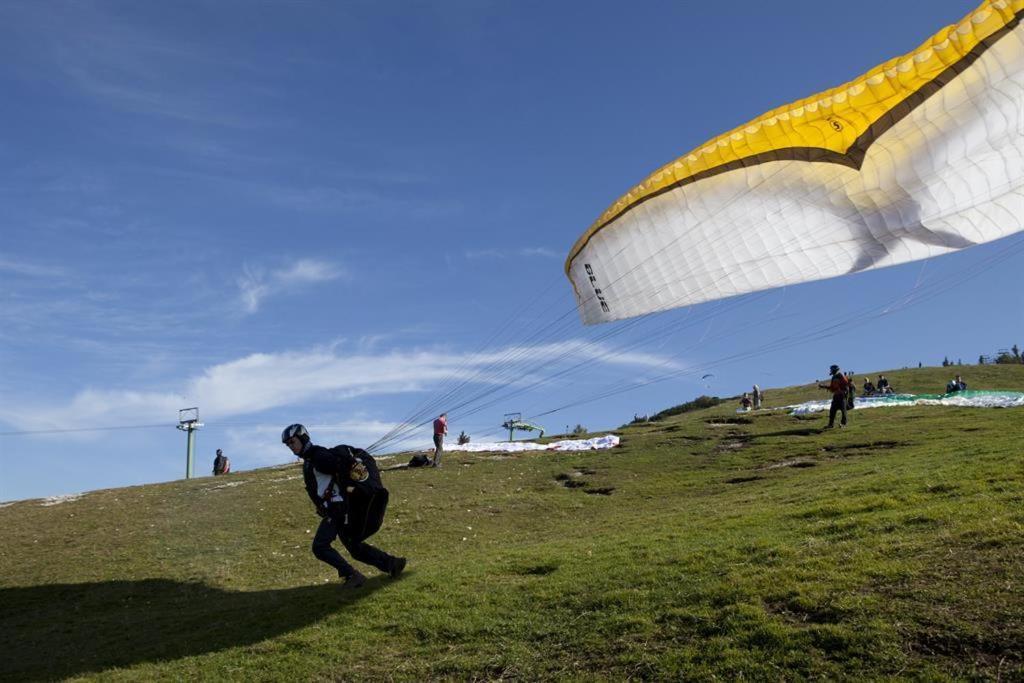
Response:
[566,0,1024,274]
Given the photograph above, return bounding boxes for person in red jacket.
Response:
[432,413,447,467]
[818,364,849,429]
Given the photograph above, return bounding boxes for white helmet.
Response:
[281,423,309,445]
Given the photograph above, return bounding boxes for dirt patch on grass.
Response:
[556,469,612,495]
[715,439,749,453]
[821,441,907,453]
[706,417,753,426]
[584,487,615,496]
[910,628,1021,668]
[763,458,817,470]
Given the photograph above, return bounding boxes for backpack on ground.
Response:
[407,453,431,468]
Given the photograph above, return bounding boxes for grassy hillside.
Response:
[2,364,1022,681]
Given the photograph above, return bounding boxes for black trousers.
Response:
[828,394,848,427]
[311,513,394,577]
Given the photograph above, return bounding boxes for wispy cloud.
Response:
[1,1,276,128]
[465,246,560,260]
[227,418,423,467]
[518,247,560,258]
[0,339,679,435]
[237,259,347,313]
[0,256,66,278]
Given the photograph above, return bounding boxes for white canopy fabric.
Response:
[568,1,1024,324]
[786,390,1024,414]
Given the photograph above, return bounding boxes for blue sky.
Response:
[2,0,1020,501]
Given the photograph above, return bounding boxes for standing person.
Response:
[432,413,447,468]
[212,449,230,475]
[845,372,856,410]
[752,385,762,410]
[818,364,850,429]
[282,424,406,589]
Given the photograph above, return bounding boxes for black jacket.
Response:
[301,444,357,510]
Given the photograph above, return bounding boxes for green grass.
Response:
[2,363,1023,681]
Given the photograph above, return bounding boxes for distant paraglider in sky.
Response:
[567,0,1024,325]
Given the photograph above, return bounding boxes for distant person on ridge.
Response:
[282,423,406,589]
[432,413,447,467]
[212,449,230,475]
[818,364,850,429]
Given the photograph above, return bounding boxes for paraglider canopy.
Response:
[567,0,1024,324]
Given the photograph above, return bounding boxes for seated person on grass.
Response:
[946,374,967,393]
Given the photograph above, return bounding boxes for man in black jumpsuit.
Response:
[283,423,406,588]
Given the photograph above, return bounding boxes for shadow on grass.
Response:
[1,577,386,680]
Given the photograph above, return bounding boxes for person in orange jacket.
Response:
[818,364,850,428]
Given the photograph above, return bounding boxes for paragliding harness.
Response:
[407,453,431,468]
[322,445,389,542]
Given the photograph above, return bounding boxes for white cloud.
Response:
[237,259,345,313]
[226,418,425,467]
[0,339,679,435]
[276,259,346,285]
[518,247,559,258]
[237,264,271,314]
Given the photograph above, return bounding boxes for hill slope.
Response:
[2,364,1023,680]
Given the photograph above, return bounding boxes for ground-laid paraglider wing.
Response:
[566,0,1024,324]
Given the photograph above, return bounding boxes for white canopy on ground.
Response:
[444,435,620,453]
[786,391,1024,414]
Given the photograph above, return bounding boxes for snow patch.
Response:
[40,494,83,506]
[445,435,620,453]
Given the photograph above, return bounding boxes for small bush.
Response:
[648,395,723,422]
